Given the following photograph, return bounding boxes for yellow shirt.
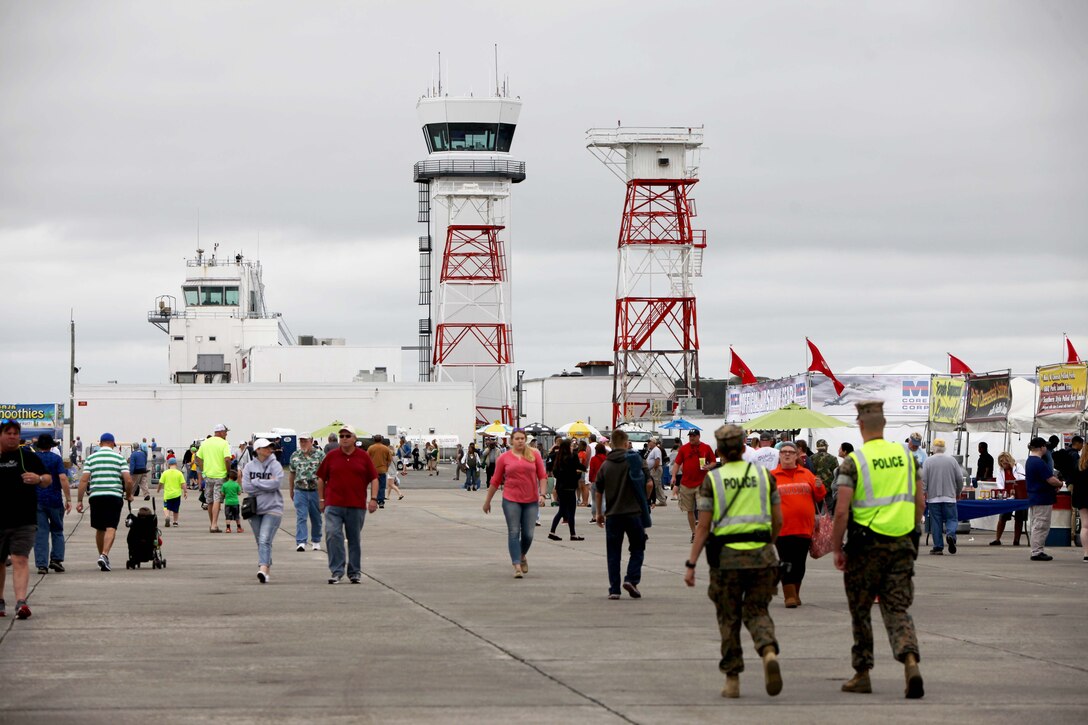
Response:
[159,468,185,500]
[196,436,232,479]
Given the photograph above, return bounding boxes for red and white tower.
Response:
[587,127,706,428]
[415,92,525,425]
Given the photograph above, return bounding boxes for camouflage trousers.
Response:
[844,537,920,672]
[707,567,779,675]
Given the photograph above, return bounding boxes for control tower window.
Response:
[183,287,199,306]
[202,286,224,306]
[424,123,517,153]
[224,287,240,306]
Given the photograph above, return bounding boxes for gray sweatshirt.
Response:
[922,453,965,502]
[242,456,285,516]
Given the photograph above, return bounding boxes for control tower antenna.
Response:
[586,126,707,427]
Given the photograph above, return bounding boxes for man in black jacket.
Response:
[594,429,652,600]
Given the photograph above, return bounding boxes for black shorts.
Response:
[164,497,181,513]
[999,509,1028,523]
[89,496,124,531]
[0,525,37,558]
[224,504,240,521]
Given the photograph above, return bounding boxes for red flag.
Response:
[729,347,757,385]
[948,354,973,375]
[1067,337,1080,364]
[806,338,845,395]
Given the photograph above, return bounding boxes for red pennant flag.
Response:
[948,354,973,375]
[729,347,757,385]
[1067,337,1080,364]
[806,338,845,395]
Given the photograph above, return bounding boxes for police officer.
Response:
[684,424,783,699]
[830,401,925,699]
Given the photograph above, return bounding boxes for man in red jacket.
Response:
[316,425,378,585]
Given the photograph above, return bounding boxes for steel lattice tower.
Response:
[587,127,706,428]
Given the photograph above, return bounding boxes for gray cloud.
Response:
[2,0,1086,403]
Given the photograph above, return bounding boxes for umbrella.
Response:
[477,420,513,435]
[309,421,370,441]
[521,422,556,436]
[557,420,602,438]
[740,403,850,431]
[660,418,701,431]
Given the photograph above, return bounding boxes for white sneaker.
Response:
[311,542,322,551]
[296,544,305,552]
[257,570,268,583]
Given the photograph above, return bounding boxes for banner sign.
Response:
[928,376,966,425]
[726,375,807,421]
[964,374,1012,423]
[1037,363,1088,416]
[0,403,59,430]
[810,375,930,417]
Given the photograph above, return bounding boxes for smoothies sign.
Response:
[1037,363,1088,415]
[0,403,59,430]
[928,376,966,426]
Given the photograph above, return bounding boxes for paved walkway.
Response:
[2,484,1085,724]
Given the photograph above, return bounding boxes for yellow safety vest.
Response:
[848,439,917,537]
[708,461,772,551]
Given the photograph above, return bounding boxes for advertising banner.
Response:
[0,403,61,439]
[726,375,807,421]
[964,374,1012,423]
[928,376,966,426]
[1037,363,1088,416]
[810,375,930,417]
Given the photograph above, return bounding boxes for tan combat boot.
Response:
[761,646,782,696]
[904,654,924,699]
[841,670,872,693]
[782,583,800,608]
[721,674,740,698]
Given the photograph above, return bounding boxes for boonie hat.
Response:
[213,423,229,433]
[35,434,56,449]
[253,438,272,449]
[100,432,115,443]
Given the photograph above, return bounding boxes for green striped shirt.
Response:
[85,448,127,498]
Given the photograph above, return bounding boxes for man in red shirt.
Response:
[316,425,378,584]
[671,429,717,542]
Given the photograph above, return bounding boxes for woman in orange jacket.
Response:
[770,441,825,607]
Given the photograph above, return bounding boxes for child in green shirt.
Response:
[222,470,243,533]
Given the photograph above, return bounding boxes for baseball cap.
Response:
[759,431,773,441]
[1028,437,1047,449]
[339,425,357,436]
[166,457,177,465]
[253,438,272,449]
[100,432,115,444]
[687,429,700,437]
[213,423,229,433]
[299,433,313,440]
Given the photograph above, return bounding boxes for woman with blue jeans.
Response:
[482,430,548,578]
[241,438,284,583]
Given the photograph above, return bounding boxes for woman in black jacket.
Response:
[548,439,587,541]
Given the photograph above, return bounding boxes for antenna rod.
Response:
[437,51,442,96]
[69,310,75,456]
[494,43,499,96]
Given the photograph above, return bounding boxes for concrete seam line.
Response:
[363,571,639,725]
[0,511,85,646]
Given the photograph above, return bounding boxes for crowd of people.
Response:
[2,412,1085,701]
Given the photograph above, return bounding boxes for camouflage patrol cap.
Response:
[714,424,746,447]
[815,439,828,450]
[855,400,885,425]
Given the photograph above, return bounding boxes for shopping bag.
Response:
[809,511,835,559]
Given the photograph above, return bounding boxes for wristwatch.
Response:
[684,560,696,569]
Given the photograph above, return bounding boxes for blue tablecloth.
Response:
[950,499,1030,521]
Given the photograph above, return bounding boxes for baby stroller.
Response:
[125,499,166,570]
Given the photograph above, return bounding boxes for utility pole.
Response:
[69,312,76,460]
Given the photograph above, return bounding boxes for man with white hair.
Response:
[921,438,966,555]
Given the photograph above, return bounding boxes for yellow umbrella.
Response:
[477,420,513,435]
[557,420,602,438]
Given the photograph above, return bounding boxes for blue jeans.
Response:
[928,501,958,550]
[377,473,387,505]
[464,469,481,490]
[501,499,538,565]
[250,513,281,567]
[35,504,65,568]
[325,506,366,578]
[294,490,322,545]
[605,513,646,595]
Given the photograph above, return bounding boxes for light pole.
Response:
[516,369,525,430]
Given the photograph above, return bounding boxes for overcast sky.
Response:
[2,0,1086,404]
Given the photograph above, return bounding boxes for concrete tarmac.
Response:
[2,477,1085,724]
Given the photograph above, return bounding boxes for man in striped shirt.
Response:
[76,433,133,571]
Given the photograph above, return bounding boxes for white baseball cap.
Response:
[253,438,272,449]
[213,423,230,433]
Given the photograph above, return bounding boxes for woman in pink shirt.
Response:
[483,430,547,578]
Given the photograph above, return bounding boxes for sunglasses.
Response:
[339,433,354,438]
